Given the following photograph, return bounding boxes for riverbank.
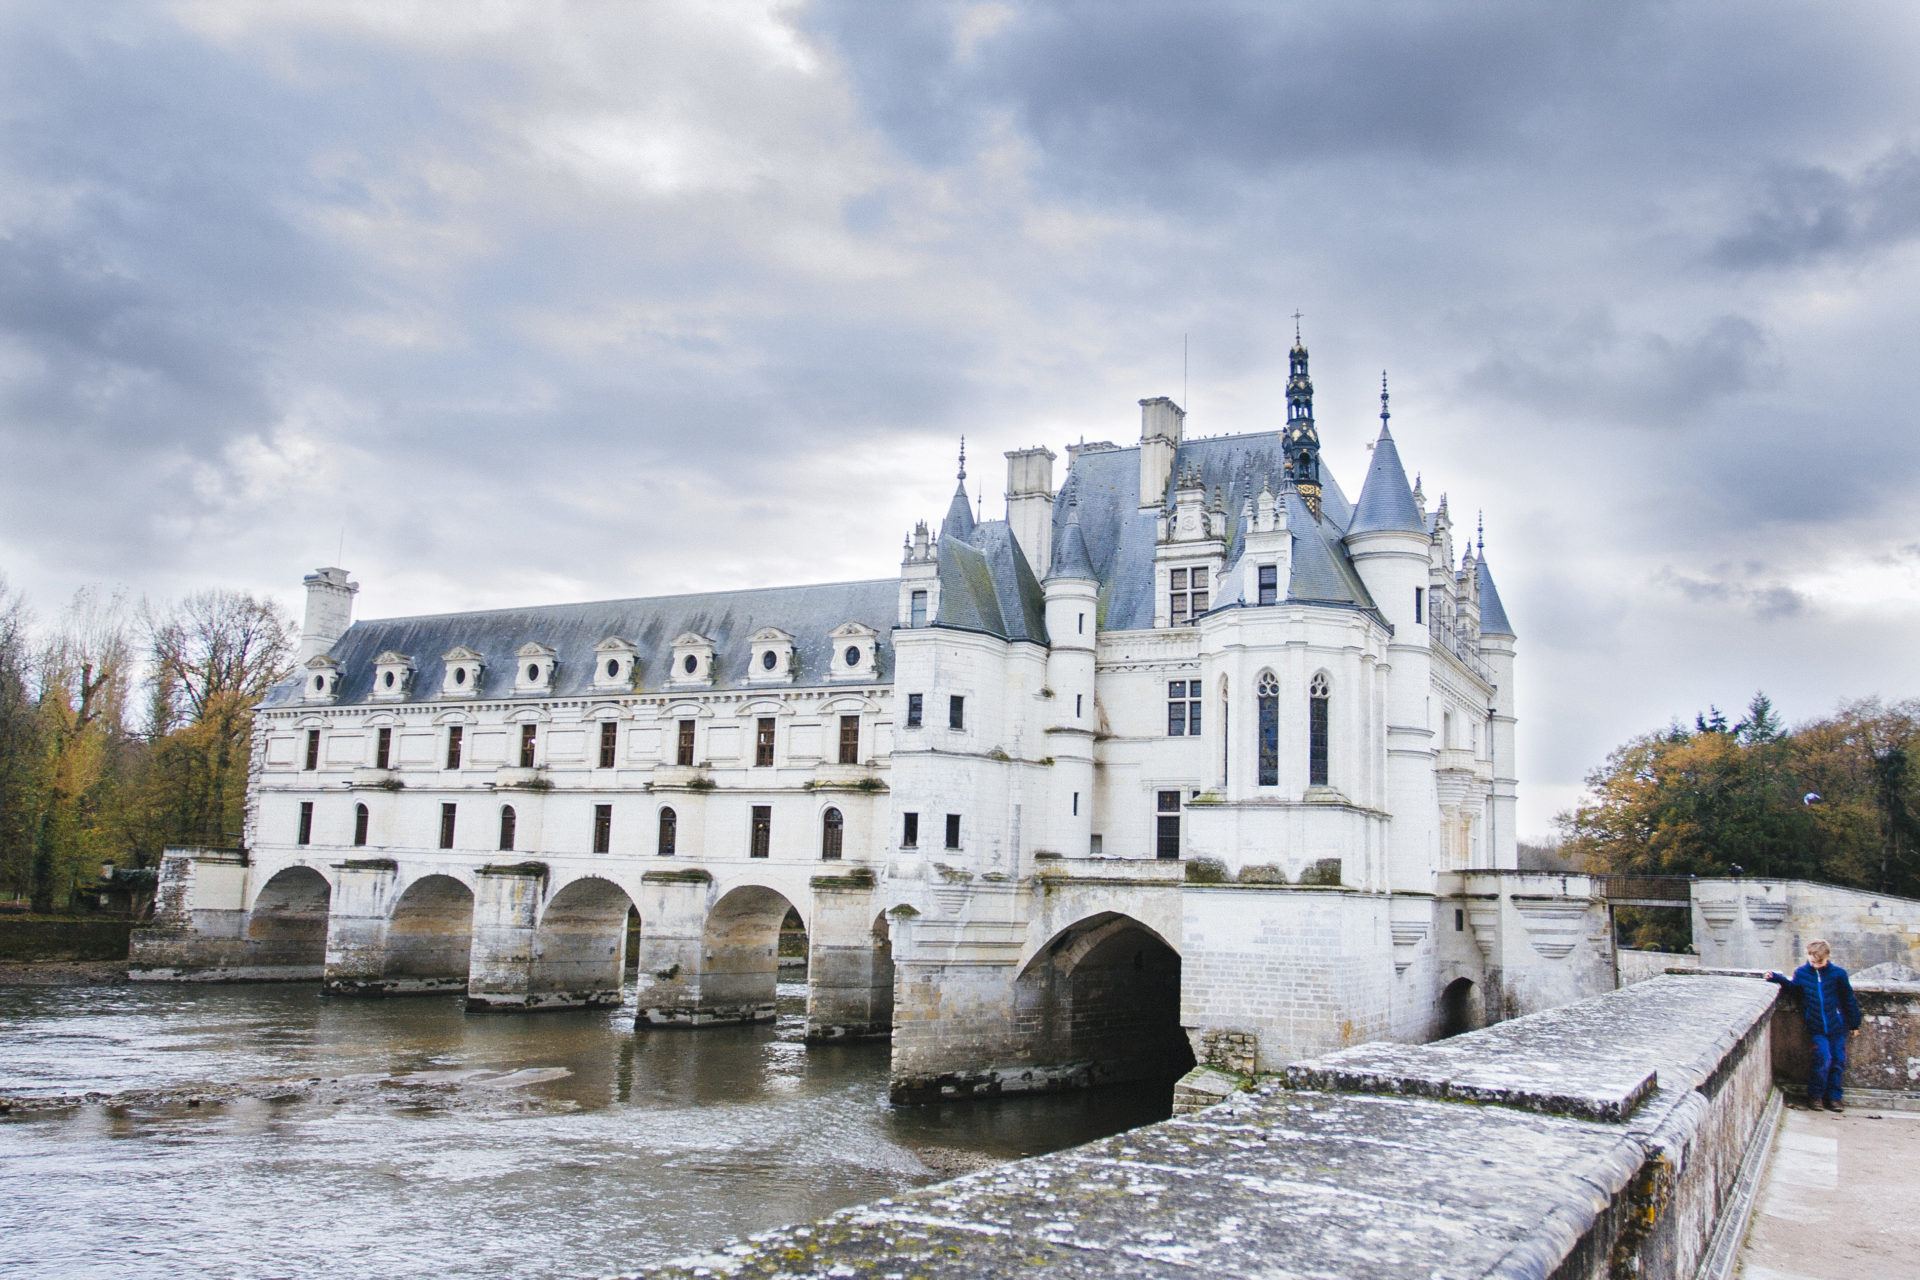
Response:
[0,959,129,986]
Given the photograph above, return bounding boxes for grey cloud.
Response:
[1460,313,1775,424]
[1657,565,1809,618]
[1712,146,1920,270]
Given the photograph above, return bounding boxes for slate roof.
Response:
[1347,424,1425,535]
[1476,557,1516,637]
[1055,432,1374,630]
[936,520,1049,644]
[1047,503,1097,582]
[262,578,900,708]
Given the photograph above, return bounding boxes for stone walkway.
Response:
[1739,1102,1920,1279]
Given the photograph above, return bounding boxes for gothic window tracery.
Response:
[1257,671,1279,787]
[1309,672,1330,787]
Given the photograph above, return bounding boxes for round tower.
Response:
[1043,504,1099,857]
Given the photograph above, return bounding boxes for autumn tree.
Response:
[29,588,134,911]
[0,574,43,901]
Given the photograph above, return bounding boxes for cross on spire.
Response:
[1292,310,1304,343]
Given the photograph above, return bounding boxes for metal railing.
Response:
[1592,874,1695,907]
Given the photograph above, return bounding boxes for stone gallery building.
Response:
[139,336,1618,1100]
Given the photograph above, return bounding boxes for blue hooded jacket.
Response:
[1767,962,1863,1037]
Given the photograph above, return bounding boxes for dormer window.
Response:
[827,622,878,681]
[514,643,556,694]
[746,627,794,685]
[440,646,484,698]
[304,655,341,703]
[594,637,638,690]
[371,651,413,702]
[669,632,715,686]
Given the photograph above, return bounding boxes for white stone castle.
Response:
[138,334,1618,1101]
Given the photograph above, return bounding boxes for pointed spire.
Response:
[1380,370,1391,427]
[1347,401,1424,536]
[940,436,976,541]
[1477,556,1515,636]
[1412,471,1426,510]
[1476,511,1485,556]
[1047,498,1097,583]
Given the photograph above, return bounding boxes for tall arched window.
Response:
[353,803,369,847]
[1257,671,1280,787]
[1309,672,1330,787]
[1219,676,1230,788]
[657,806,677,857]
[498,804,517,851]
[821,807,844,860]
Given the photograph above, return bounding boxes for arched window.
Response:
[352,803,369,848]
[1309,672,1330,787]
[1219,676,1230,787]
[498,804,517,851]
[821,807,844,860]
[1257,671,1279,787]
[657,806,677,857]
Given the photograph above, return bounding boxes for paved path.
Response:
[1739,1102,1920,1279]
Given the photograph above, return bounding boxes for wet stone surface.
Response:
[629,977,1781,1279]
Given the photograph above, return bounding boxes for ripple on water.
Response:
[0,982,1169,1280]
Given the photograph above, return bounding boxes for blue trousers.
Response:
[1809,1032,1849,1102]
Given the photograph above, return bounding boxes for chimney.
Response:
[1004,446,1056,578]
[1137,396,1184,508]
[299,566,359,663]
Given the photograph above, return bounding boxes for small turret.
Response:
[1346,374,1424,536]
[1283,318,1322,515]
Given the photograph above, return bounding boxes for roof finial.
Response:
[1380,370,1390,427]
[1477,511,1485,555]
[957,436,967,482]
[1293,309,1303,344]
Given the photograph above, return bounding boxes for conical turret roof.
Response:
[1047,502,1097,582]
[1476,557,1515,637]
[1347,423,1424,536]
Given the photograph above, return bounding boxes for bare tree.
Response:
[145,590,297,732]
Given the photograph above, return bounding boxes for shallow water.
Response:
[0,981,1170,1279]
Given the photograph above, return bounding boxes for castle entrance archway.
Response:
[1014,912,1193,1089]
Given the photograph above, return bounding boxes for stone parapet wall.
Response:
[623,975,1781,1279]
[1692,877,1920,973]
[1694,967,1920,1099]
[1618,948,1700,986]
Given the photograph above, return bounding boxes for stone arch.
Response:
[1014,912,1193,1089]
[246,865,332,968]
[701,884,807,1025]
[531,875,640,1007]
[384,873,476,992]
[1439,976,1479,1038]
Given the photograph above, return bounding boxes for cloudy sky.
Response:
[3,1,1918,835]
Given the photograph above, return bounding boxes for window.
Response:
[838,714,860,765]
[499,805,516,851]
[1414,587,1425,624]
[297,801,313,846]
[1170,566,1209,624]
[353,803,369,847]
[607,657,621,679]
[902,812,919,848]
[944,813,961,850]
[1309,673,1330,787]
[761,649,777,671]
[593,803,612,854]
[676,719,695,767]
[446,726,463,770]
[1455,908,1465,932]
[519,724,537,769]
[1257,671,1279,787]
[1071,792,1079,816]
[657,807,677,856]
[821,807,843,860]
[375,726,392,770]
[844,644,861,668]
[1075,693,1083,718]
[1167,680,1201,735]
[909,589,928,627]
[1077,612,1085,634]
[682,653,698,675]
[948,695,965,730]
[755,717,775,767]
[750,805,772,858]
[1156,790,1181,859]
[1442,709,1454,749]
[598,720,618,769]
[1257,564,1278,606]
[906,693,922,728]
[304,729,320,771]
[439,803,457,849]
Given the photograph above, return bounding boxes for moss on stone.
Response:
[642,867,713,885]
[1184,856,1230,884]
[811,867,877,890]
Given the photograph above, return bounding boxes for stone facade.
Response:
[137,339,1619,1097]
[1691,877,1920,973]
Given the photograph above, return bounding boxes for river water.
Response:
[0,981,1169,1279]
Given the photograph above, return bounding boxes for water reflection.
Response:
[0,982,1170,1280]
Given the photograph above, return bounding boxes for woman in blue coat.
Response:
[1765,939,1863,1111]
